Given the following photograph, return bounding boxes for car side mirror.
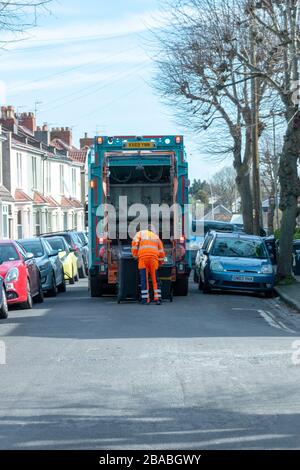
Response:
[26,253,34,261]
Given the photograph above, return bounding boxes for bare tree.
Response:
[0,1,52,47]
[260,135,281,234]
[153,0,277,234]
[212,166,237,211]
[235,0,300,279]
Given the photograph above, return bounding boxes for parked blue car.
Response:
[18,238,66,296]
[197,232,275,297]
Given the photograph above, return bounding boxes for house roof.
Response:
[69,149,87,165]
[45,196,60,208]
[15,189,33,203]
[70,198,83,209]
[61,196,74,209]
[51,138,77,152]
[33,191,49,205]
[0,185,14,202]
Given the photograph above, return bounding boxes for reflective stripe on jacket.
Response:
[132,230,165,262]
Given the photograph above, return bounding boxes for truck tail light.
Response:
[99,246,107,262]
[175,136,181,144]
[97,137,104,145]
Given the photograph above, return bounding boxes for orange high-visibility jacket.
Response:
[132,230,165,264]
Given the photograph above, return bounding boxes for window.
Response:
[63,212,68,230]
[17,153,22,188]
[72,168,76,197]
[2,205,8,239]
[60,165,65,194]
[46,161,51,194]
[32,157,37,189]
[17,210,23,239]
[45,210,52,233]
[34,211,41,236]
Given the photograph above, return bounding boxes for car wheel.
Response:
[78,265,86,279]
[69,268,75,285]
[34,282,44,304]
[48,272,57,297]
[203,281,211,294]
[265,290,274,298]
[22,281,33,310]
[198,273,203,291]
[173,276,189,296]
[0,288,8,320]
[58,271,67,293]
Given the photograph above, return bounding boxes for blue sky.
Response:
[0,0,227,179]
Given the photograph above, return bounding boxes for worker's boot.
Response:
[155,299,162,305]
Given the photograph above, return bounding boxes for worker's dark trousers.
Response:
[140,265,162,304]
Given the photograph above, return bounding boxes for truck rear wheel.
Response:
[174,276,189,296]
[89,277,103,298]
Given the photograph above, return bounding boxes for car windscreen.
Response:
[0,244,20,262]
[20,241,44,258]
[47,238,65,252]
[212,237,268,259]
[78,233,87,245]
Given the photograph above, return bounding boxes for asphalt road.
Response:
[0,279,300,450]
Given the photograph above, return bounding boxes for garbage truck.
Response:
[88,135,191,298]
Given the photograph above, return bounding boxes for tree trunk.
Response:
[277,111,300,279]
[236,168,253,234]
[268,198,275,236]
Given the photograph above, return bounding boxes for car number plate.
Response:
[232,275,254,282]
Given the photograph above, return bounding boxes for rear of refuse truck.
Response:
[88,135,191,298]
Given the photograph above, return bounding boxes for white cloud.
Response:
[3,9,165,51]
[0,47,148,73]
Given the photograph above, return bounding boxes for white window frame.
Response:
[46,161,51,194]
[72,168,76,197]
[60,164,65,195]
[32,157,37,190]
[2,205,8,239]
[17,153,22,188]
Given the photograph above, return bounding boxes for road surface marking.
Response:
[233,308,296,334]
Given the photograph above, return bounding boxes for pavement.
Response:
[275,276,300,313]
[0,280,300,450]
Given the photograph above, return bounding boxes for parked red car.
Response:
[0,240,44,309]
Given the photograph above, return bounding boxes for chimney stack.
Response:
[50,126,73,147]
[19,112,36,133]
[80,132,93,149]
[0,105,17,132]
[35,122,50,146]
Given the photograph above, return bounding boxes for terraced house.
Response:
[0,106,87,239]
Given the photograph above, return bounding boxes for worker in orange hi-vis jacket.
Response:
[132,225,165,305]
